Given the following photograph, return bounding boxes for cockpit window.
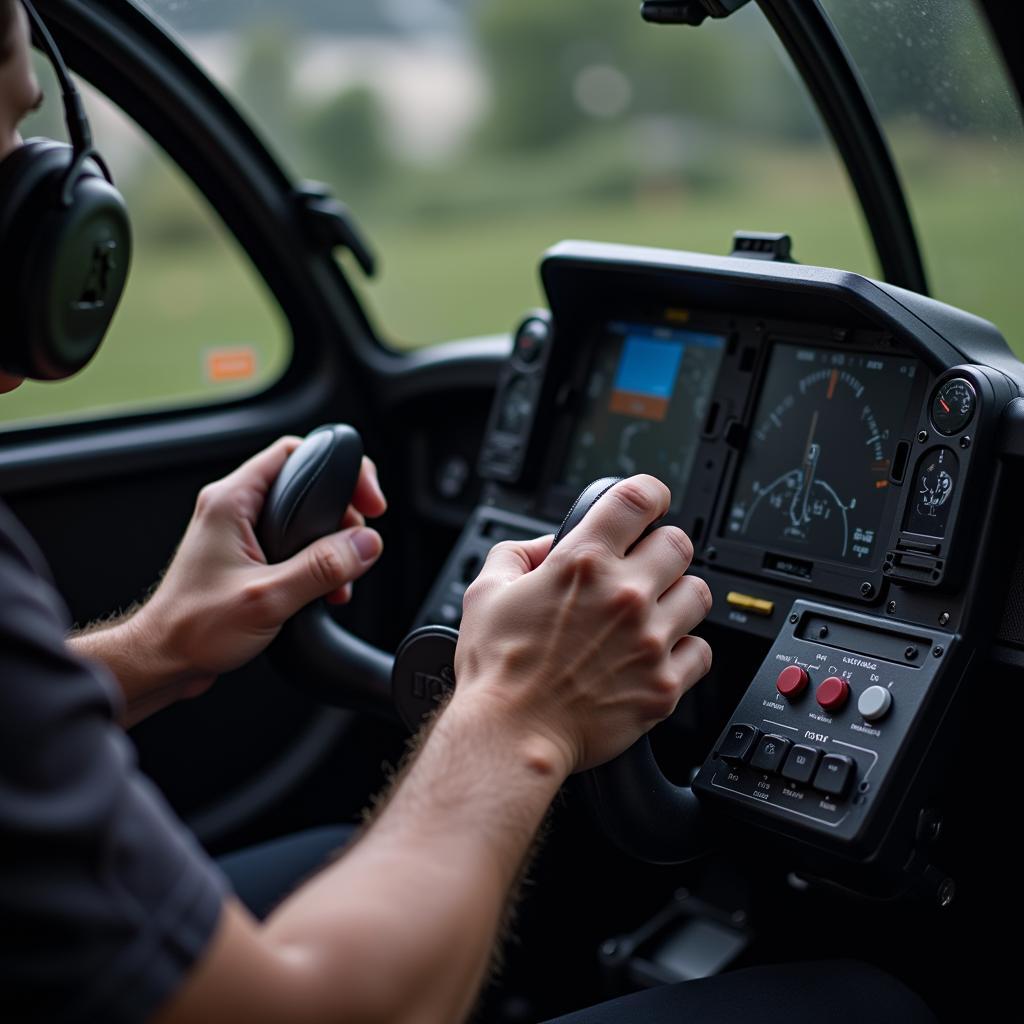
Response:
[0,67,290,432]
[144,0,877,350]
[820,0,1024,353]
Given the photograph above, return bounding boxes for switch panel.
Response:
[693,600,956,855]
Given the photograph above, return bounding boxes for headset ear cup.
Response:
[28,171,131,379]
[0,140,131,380]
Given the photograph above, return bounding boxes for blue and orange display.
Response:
[561,320,726,511]
[609,327,724,421]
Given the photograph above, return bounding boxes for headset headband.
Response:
[21,1,91,153]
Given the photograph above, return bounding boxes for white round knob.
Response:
[857,685,893,722]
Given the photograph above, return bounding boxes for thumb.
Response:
[268,526,382,614]
[479,534,553,585]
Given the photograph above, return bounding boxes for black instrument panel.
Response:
[461,242,1017,639]
[422,243,1022,887]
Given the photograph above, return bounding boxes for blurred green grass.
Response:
[363,144,1024,353]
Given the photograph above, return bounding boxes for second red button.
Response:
[816,676,850,712]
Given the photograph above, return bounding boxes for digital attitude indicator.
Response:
[726,344,919,567]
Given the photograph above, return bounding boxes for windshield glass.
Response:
[821,0,1024,353]
[142,1,883,350]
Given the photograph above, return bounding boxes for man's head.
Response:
[0,0,43,393]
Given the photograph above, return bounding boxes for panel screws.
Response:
[938,611,950,626]
[789,613,799,624]
[860,581,874,597]
[917,430,928,443]
[886,600,897,615]
[705,546,718,561]
[933,646,944,657]
[818,625,829,639]
[904,645,918,660]
[959,435,971,449]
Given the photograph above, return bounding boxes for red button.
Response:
[816,676,850,712]
[776,665,809,698]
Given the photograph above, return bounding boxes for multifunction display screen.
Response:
[725,343,918,566]
[562,321,726,510]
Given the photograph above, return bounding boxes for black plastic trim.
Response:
[978,0,1024,114]
[755,0,928,295]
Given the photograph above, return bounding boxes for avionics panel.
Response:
[723,343,919,571]
[561,321,726,512]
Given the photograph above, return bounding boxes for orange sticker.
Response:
[206,347,256,383]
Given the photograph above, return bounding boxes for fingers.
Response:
[627,525,695,598]
[655,573,712,643]
[351,457,387,518]
[230,435,303,500]
[196,436,303,524]
[341,507,365,530]
[566,476,670,559]
[669,634,713,695]
[267,525,383,615]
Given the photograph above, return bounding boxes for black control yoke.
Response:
[256,424,395,718]
[258,427,707,863]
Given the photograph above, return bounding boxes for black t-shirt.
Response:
[0,501,225,1022]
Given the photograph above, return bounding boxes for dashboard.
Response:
[415,240,1024,893]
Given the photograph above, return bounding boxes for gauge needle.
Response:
[940,398,951,413]
[792,411,819,526]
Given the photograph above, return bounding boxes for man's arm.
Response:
[67,437,387,726]
[153,476,712,1024]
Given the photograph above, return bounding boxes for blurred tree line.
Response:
[223,0,823,220]
[46,0,1017,245]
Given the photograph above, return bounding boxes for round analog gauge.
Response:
[726,347,919,565]
[931,378,975,435]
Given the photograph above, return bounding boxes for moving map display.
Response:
[725,343,918,566]
[562,322,726,511]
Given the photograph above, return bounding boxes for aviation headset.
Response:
[0,0,129,380]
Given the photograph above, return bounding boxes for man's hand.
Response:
[69,436,387,724]
[455,474,711,774]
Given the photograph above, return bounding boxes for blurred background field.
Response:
[3,0,1021,428]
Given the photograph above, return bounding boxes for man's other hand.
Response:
[71,436,386,722]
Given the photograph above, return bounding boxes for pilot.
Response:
[0,3,936,1022]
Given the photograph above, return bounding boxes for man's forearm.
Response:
[265,686,566,1023]
[68,611,200,727]
[154,686,568,1024]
